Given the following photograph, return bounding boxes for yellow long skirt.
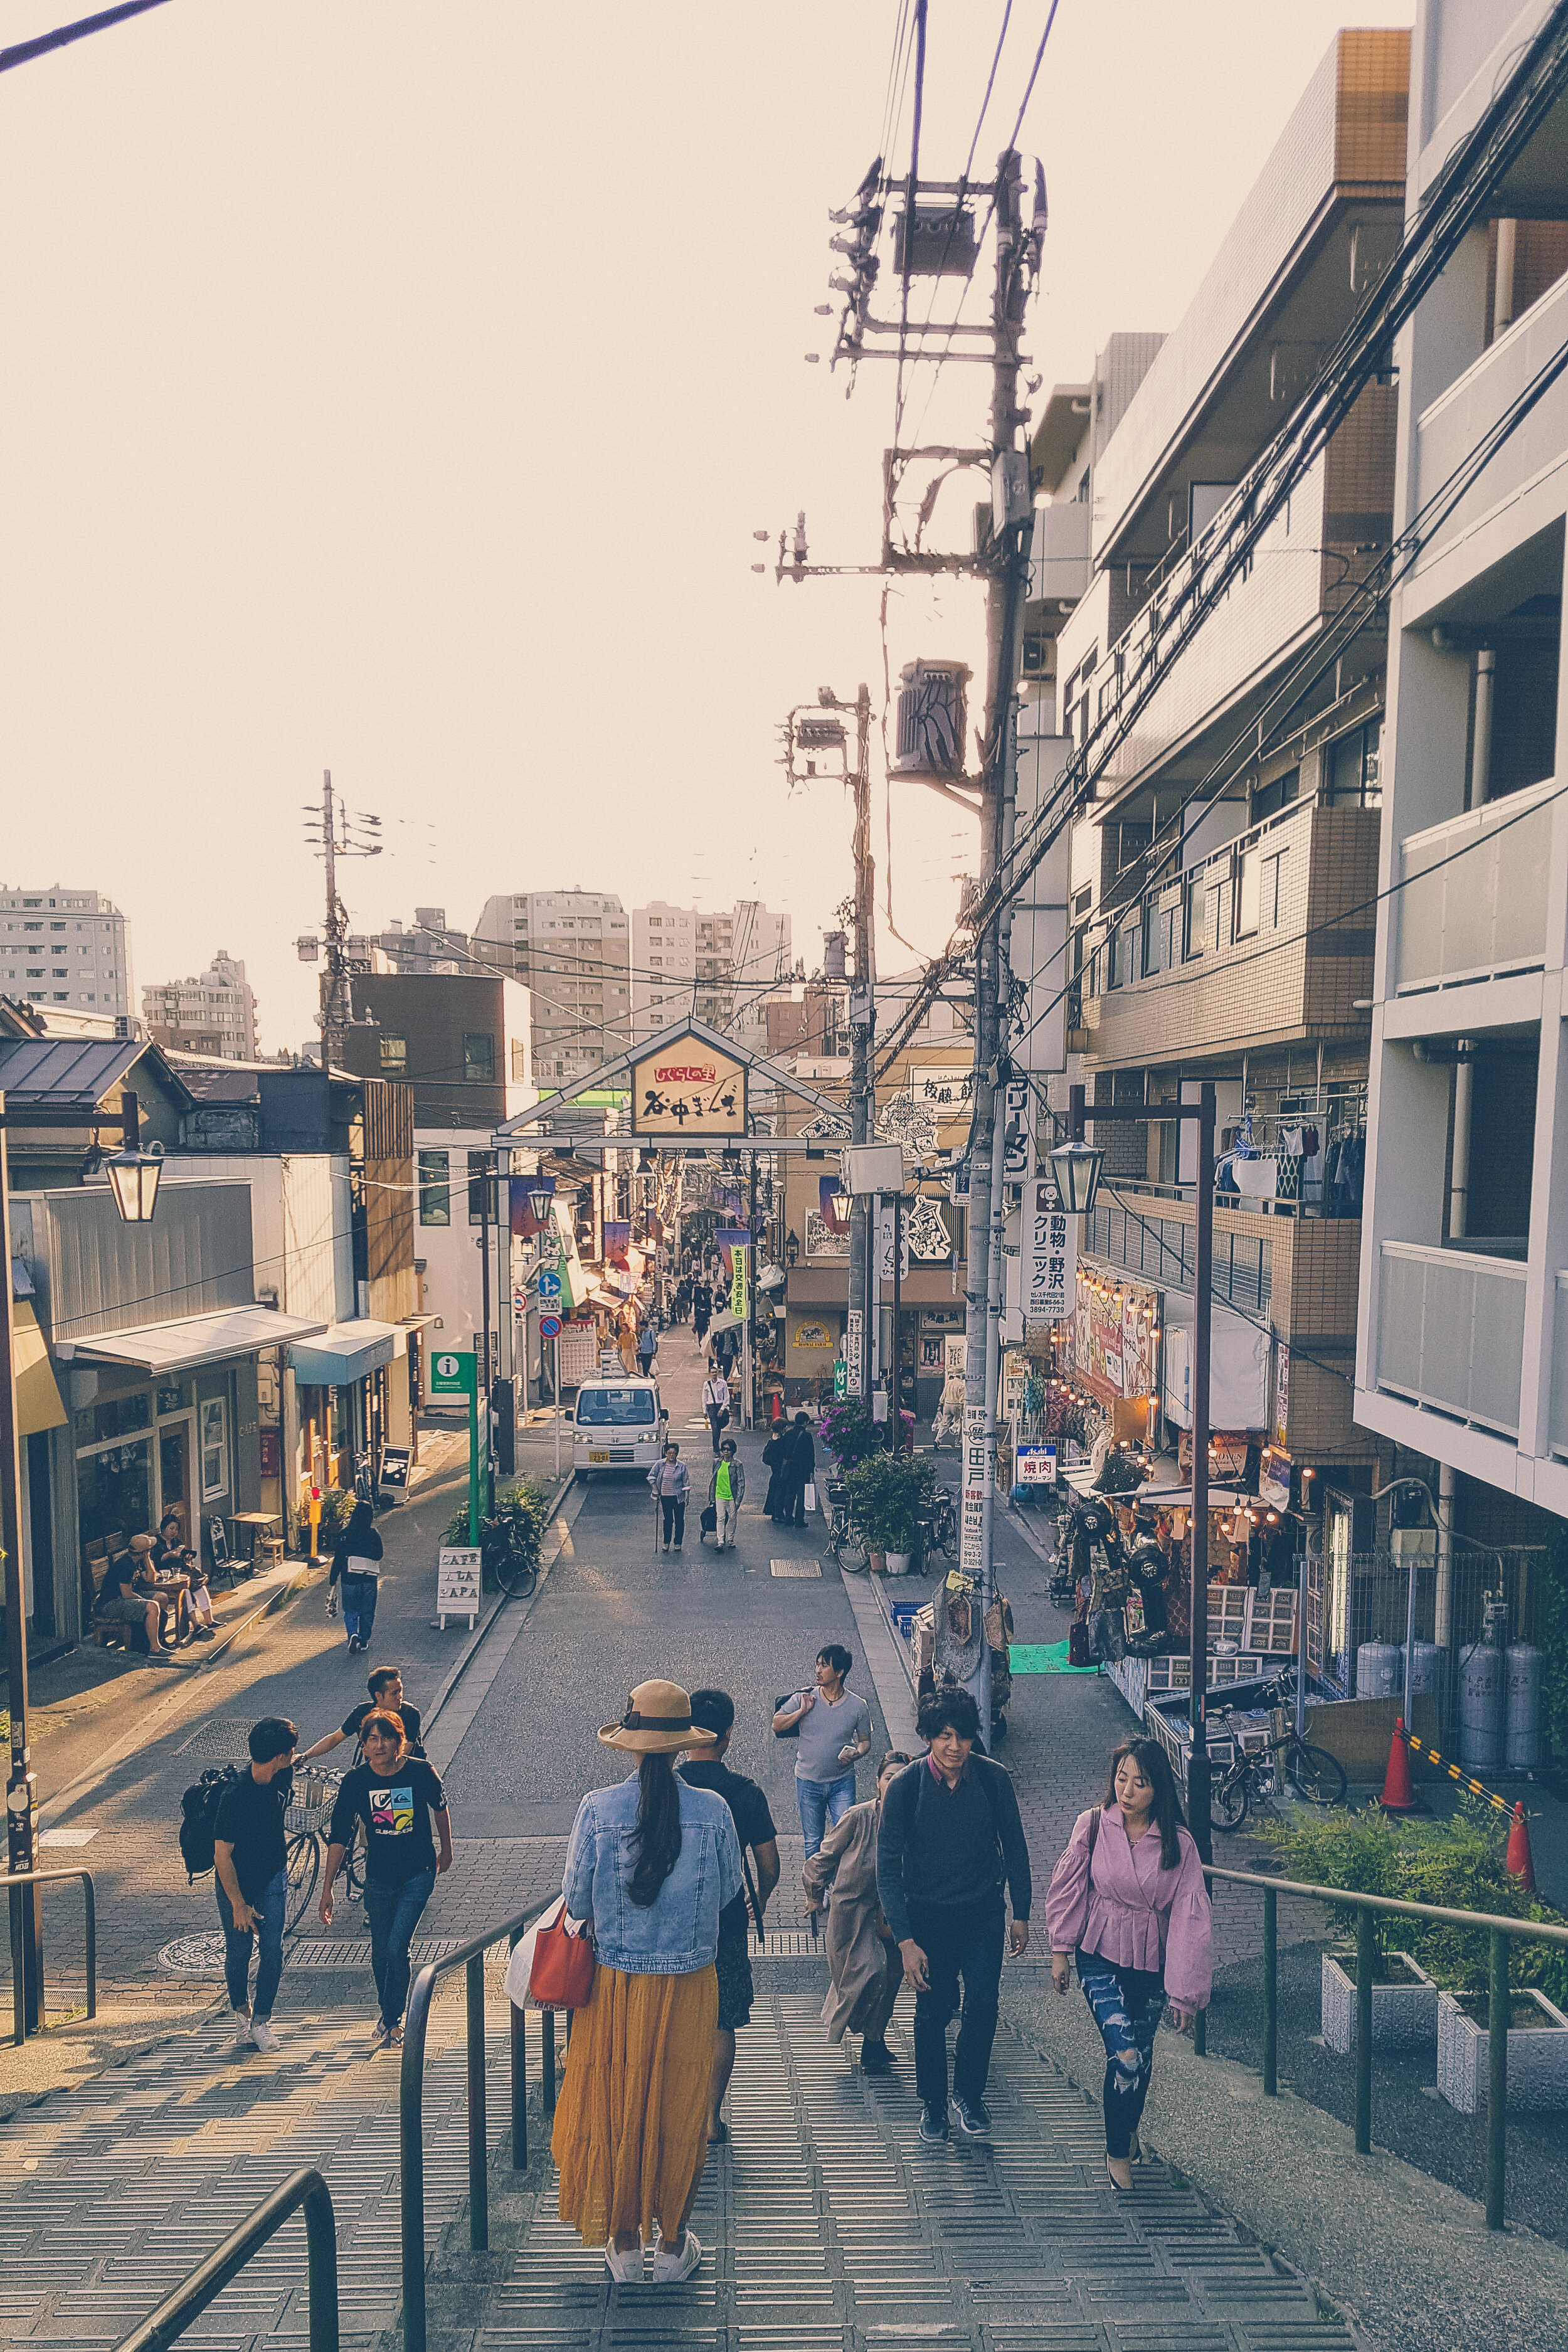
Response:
[551,1961,717,2247]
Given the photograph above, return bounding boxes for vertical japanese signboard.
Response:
[1022,1172,1075,1328]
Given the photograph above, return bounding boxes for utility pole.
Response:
[960,150,1032,1739]
[319,771,350,1071]
[847,684,875,1413]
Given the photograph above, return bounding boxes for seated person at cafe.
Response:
[92,1549,167,1652]
[129,1531,194,1644]
[154,1507,216,1634]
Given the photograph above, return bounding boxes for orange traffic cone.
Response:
[1506,1801,1537,1893]
[1380,1717,1417,1811]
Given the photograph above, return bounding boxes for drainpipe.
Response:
[1449,647,1494,1243]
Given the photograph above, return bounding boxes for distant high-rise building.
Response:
[632,900,790,1051]
[472,889,631,1086]
[143,950,260,1061]
[0,884,134,1019]
[343,908,469,977]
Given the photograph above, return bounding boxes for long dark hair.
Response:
[1103,1738,1185,1871]
[628,1752,684,1906]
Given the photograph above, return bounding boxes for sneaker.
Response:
[919,2101,948,2144]
[605,2240,643,2284]
[232,2008,253,2047]
[193,1625,217,1641]
[651,2227,702,2284]
[369,2019,391,2053]
[251,2018,278,2054]
[950,2094,992,2137]
[859,2040,893,2075]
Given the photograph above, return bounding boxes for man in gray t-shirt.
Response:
[772,1643,872,1863]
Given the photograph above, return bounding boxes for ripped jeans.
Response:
[1076,1949,1167,2159]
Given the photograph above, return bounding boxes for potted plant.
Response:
[1258,1807,1439,2052]
[1436,1985,1568,2113]
[847,1449,926,1576]
[819,1395,880,1475]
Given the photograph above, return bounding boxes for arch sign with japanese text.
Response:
[630,1030,748,1139]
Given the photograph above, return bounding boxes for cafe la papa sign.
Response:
[630,1031,748,1139]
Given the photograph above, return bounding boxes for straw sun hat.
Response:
[598,1679,717,1755]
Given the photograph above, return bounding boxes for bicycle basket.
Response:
[285,1769,337,1833]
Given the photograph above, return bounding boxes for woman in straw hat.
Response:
[553,1679,743,2287]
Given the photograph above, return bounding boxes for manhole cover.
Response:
[159,1933,229,1976]
[174,1719,255,1760]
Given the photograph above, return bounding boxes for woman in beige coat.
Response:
[803,1751,909,2074]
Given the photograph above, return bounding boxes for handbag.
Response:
[346,1554,381,1579]
[523,1895,596,2010]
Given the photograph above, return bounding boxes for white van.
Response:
[569,1375,667,1474]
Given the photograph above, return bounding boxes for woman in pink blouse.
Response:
[1045,1738,1212,2191]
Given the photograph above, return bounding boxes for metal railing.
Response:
[1202,1861,1568,2229]
[4,1865,95,2045]
[112,2166,337,2352]
[400,1895,558,2352]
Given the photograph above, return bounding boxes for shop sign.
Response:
[833,1359,847,1398]
[437,1546,481,1630]
[909,1065,975,1111]
[730,1244,749,1319]
[1273,1342,1290,1449]
[948,1154,970,1204]
[791,1318,835,1352]
[1259,1446,1292,1512]
[846,1308,863,1387]
[379,1446,410,1490]
[630,1030,746,1138]
[1072,1272,1157,1407]
[1000,1347,1029,1423]
[1016,1443,1056,1485]
[877,1204,910,1281]
[1022,1172,1074,1325]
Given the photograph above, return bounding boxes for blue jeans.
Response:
[1077,1950,1167,2158]
[341,1572,379,1647]
[364,1868,437,2029]
[797,1770,856,1862]
[907,1900,1005,2109]
[216,1868,287,2020]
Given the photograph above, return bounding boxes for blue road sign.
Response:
[539,1313,563,1340]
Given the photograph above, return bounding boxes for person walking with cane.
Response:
[1045,1737,1212,2191]
[648,1441,689,1554]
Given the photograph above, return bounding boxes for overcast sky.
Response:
[0,0,1414,1055]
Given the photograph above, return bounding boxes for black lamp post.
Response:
[1054,1081,1218,1872]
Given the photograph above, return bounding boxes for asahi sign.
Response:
[630,1031,747,1139]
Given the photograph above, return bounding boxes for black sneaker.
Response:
[859,2040,893,2075]
[919,2100,948,2144]
[950,2093,992,2137]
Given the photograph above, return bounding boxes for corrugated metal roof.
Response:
[0,1036,142,1108]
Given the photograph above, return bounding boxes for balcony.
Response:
[1414,266,1568,573]
[1076,791,1378,1067]
[1393,771,1555,994]
[1375,1241,1527,1438]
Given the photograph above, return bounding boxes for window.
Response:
[379,1034,407,1072]
[468,1150,494,1225]
[50,920,65,931]
[199,1397,229,1502]
[23,921,41,931]
[1264,849,1288,927]
[1251,765,1299,824]
[510,1039,527,1081]
[575,1385,657,1426]
[1327,723,1382,807]
[463,1032,495,1083]
[1184,874,1207,960]
[1234,846,1262,940]
[418,1150,450,1224]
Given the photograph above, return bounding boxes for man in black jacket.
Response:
[877,1685,1030,2143]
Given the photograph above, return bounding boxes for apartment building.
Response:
[0,886,134,1019]
[472,889,630,1086]
[1357,1,1568,1574]
[142,950,259,1061]
[1043,28,1410,1492]
[632,900,791,1052]
[342,908,469,977]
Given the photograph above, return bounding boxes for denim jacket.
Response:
[562,1771,743,1974]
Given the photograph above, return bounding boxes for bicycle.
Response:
[1209,1670,1348,1830]
[918,1485,958,1560]
[479,1511,539,1598]
[283,1768,363,1934]
[822,1480,869,1572]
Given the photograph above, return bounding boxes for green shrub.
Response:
[444,1480,550,1586]
[847,1449,932,1552]
[1259,1794,1568,1998]
[316,1488,360,1547]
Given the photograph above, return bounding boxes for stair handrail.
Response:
[3,1864,95,2045]
[112,2165,337,2352]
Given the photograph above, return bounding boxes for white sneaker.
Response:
[605,2240,643,2284]
[231,2009,252,2047]
[251,2018,278,2053]
[651,2227,701,2284]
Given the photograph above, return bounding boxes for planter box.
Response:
[1436,1986,1568,2113]
[885,1551,912,1576]
[1321,1950,1438,2055]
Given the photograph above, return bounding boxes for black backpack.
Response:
[179,1764,244,1882]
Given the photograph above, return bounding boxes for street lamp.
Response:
[1047,1137,1105,1216]
[103,1092,161,1222]
[786,1229,800,1268]
[526,1182,554,1223]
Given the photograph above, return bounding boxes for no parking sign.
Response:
[539,1313,563,1340]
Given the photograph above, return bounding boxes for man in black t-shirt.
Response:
[213,1717,297,2053]
[299,1665,426,1764]
[320,1710,452,2051]
[681,1687,779,2143]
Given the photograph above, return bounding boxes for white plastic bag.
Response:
[803,1481,817,1513]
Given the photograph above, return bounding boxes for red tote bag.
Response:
[527,1895,596,2010]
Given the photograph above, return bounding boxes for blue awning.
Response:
[288,1320,399,1387]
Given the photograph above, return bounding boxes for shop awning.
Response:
[56,1303,330,1374]
[11,1299,66,1436]
[288,1320,401,1387]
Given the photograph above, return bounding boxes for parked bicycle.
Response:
[914,1484,958,1563]
[1209,1669,1348,1828]
[822,1479,869,1572]
[478,1511,539,1598]
[283,1767,363,1932]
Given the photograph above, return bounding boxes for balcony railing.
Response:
[1552,1273,1568,1459]
[1376,1241,1527,1438]
[1394,773,1555,994]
